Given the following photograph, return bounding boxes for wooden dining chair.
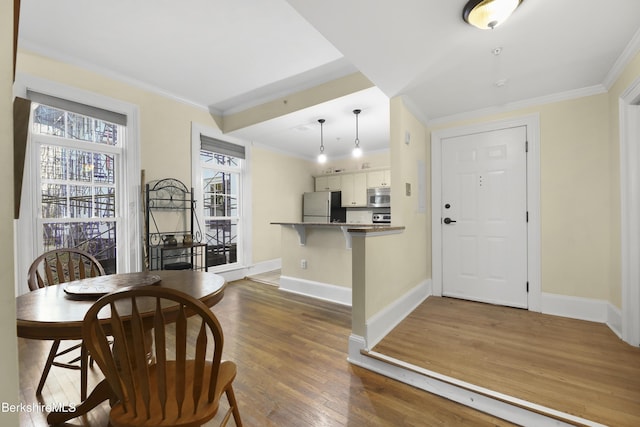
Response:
[82,285,242,427]
[27,248,106,399]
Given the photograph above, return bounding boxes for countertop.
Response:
[271,221,405,248]
[271,221,405,232]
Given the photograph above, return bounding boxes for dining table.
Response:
[15,269,226,425]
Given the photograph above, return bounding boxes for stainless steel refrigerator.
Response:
[302,191,346,223]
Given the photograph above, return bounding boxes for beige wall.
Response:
[15,50,317,268]
[389,97,431,286]
[429,94,612,301]
[1,0,20,423]
[427,49,640,308]
[17,50,218,186]
[352,233,410,335]
[281,227,352,286]
[274,149,392,288]
[251,145,315,263]
[353,97,431,333]
[355,87,622,321]
[540,95,611,299]
[223,72,374,133]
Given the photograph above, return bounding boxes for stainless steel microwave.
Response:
[367,187,391,208]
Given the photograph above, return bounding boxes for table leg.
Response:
[46,379,113,425]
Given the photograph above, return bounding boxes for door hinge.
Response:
[525,140,529,152]
[526,211,529,222]
[526,281,529,292]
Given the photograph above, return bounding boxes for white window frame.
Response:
[13,75,141,295]
[33,133,120,255]
[191,122,252,279]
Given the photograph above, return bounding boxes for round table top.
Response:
[16,270,226,340]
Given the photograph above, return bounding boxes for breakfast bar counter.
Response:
[271,222,405,306]
[271,221,404,248]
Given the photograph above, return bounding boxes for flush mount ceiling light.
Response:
[317,119,327,164]
[463,0,523,30]
[352,109,363,158]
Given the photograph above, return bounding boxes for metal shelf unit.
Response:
[145,178,206,271]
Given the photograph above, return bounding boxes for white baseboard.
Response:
[218,258,281,283]
[365,279,431,349]
[279,275,352,306]
[348,334,367,362]
[607,303,623,339]
[245,258,281,276]
[540,292,623,339]
[540,292,608,322]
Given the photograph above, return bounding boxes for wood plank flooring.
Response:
[18,279,513,426]
[372,296,640,427]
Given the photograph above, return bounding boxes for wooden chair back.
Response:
[28,248,105,291]
[82,285,241,427]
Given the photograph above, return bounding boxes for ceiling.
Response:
[17,0,640,161]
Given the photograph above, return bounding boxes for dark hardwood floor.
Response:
[19,279,513,426]
[373,296,640,427]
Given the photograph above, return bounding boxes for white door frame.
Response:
[431,114,541,312]
[619,76,640,346]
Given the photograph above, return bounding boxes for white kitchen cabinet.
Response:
[341,173,367,207]
[315,175,341,191]
[366,169,391,188]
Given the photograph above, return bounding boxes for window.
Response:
[31,101,122,273]
[193,128,248,271]
[14,81,141,293]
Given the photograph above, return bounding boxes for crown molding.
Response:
[427,84,607,128]
[603,27,640,89]
[19,42,210,112]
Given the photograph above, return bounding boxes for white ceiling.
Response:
[17,0,640,161]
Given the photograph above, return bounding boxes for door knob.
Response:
[443,217,457,224]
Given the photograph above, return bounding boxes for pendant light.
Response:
[317,118,327,164]
[463,0,523,30]
[352,109,362,158]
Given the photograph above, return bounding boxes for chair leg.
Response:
[225,385,242,427]
[80,343,88,401]
[36,340,61,396]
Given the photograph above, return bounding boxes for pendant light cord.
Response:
[353,109,361,148]
[319,118,325,153]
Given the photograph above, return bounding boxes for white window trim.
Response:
[619,75,640,346]
[13,74,141,295]
[190,122,252,277]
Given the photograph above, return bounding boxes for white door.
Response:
[441,126,528,308]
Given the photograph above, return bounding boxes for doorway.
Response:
[432,115,541,311]
[441,126,528,308]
